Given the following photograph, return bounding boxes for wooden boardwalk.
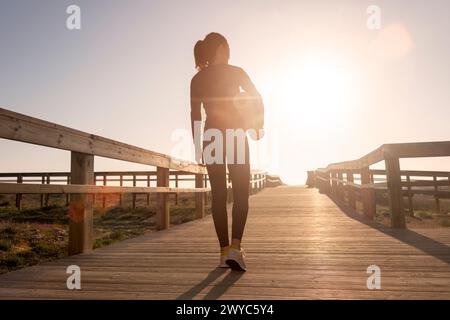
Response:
[0,186,449,299]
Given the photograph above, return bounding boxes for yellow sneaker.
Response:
[218,247,230,268]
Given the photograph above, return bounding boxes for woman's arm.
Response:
[239,68,265,132]
[239,68,261,99]
[190,77,203,163]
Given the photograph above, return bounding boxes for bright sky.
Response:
[1,0,450,184]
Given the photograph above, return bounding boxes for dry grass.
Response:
[0,193,211,274]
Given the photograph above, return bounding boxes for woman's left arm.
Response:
[239,68,261,99]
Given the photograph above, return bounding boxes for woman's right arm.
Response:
[190,77,202,163]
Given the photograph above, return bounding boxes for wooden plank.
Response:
[383,141,450,159]
[68,151,94,255]
[0,182,209,194]
[371,169,450,177]
[326,146,384,170]
[326,141,450,172]
[0,107,206,174]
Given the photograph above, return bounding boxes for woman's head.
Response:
[194,32,230,70]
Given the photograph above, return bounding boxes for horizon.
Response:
[1,0,450,184]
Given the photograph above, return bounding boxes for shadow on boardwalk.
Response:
[176,268,244,300]
[331,198,450,266]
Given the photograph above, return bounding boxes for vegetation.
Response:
[0,193,211,274]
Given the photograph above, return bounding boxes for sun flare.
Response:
[280,59,351,121]
[258,55,359,184]
[271,56,357,129]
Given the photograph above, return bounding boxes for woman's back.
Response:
[191,64,252,130]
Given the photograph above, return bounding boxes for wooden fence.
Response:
[307,141,450,228]
[0,170,266,209]
[0,107,266,255]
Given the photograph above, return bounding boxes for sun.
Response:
[273,56,357,130]
[255,55,358,184]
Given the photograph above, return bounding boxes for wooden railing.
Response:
[0,170,267,209]
[0,107,267,255]
[307,141,450,228]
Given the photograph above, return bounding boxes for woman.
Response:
[190,32,262,271]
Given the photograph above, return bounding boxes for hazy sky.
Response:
[1,0,450,184]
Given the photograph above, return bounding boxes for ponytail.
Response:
[194,40,207,70]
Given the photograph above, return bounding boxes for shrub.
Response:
[439,218,450,227]
[414,210,433,219]
[0,240,12,252]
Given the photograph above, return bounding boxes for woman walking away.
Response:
[190,32,263,271]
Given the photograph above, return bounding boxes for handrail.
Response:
[322,141,450,171]
[309,141,450,229]
[0,107,206,174]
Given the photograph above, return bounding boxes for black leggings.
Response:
[204,135,250,248]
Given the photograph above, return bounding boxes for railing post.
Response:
[346,171,356,210]
[433,176,440,214]
[102,175,107,209]
[331,170,337,196]
[45,174,50,206]
[326,171,332,195]
[147,174,151,206]
[174,173,179,205]
[361,167,376,220]
[384,153,406,228]
[204,174,209,205]
[40,175,45,207]
[306,171,315,187]
[118,175,123,206]
[156,167,170,230]
[15,174,23,210]
[317,170,329,194]
[69,151,94,255]
[66,174,70,206]
[132,174,137,209]
[337,171,343,200]
[195,173,205,219]
[93,174,97,207]
[406,175,414,216]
